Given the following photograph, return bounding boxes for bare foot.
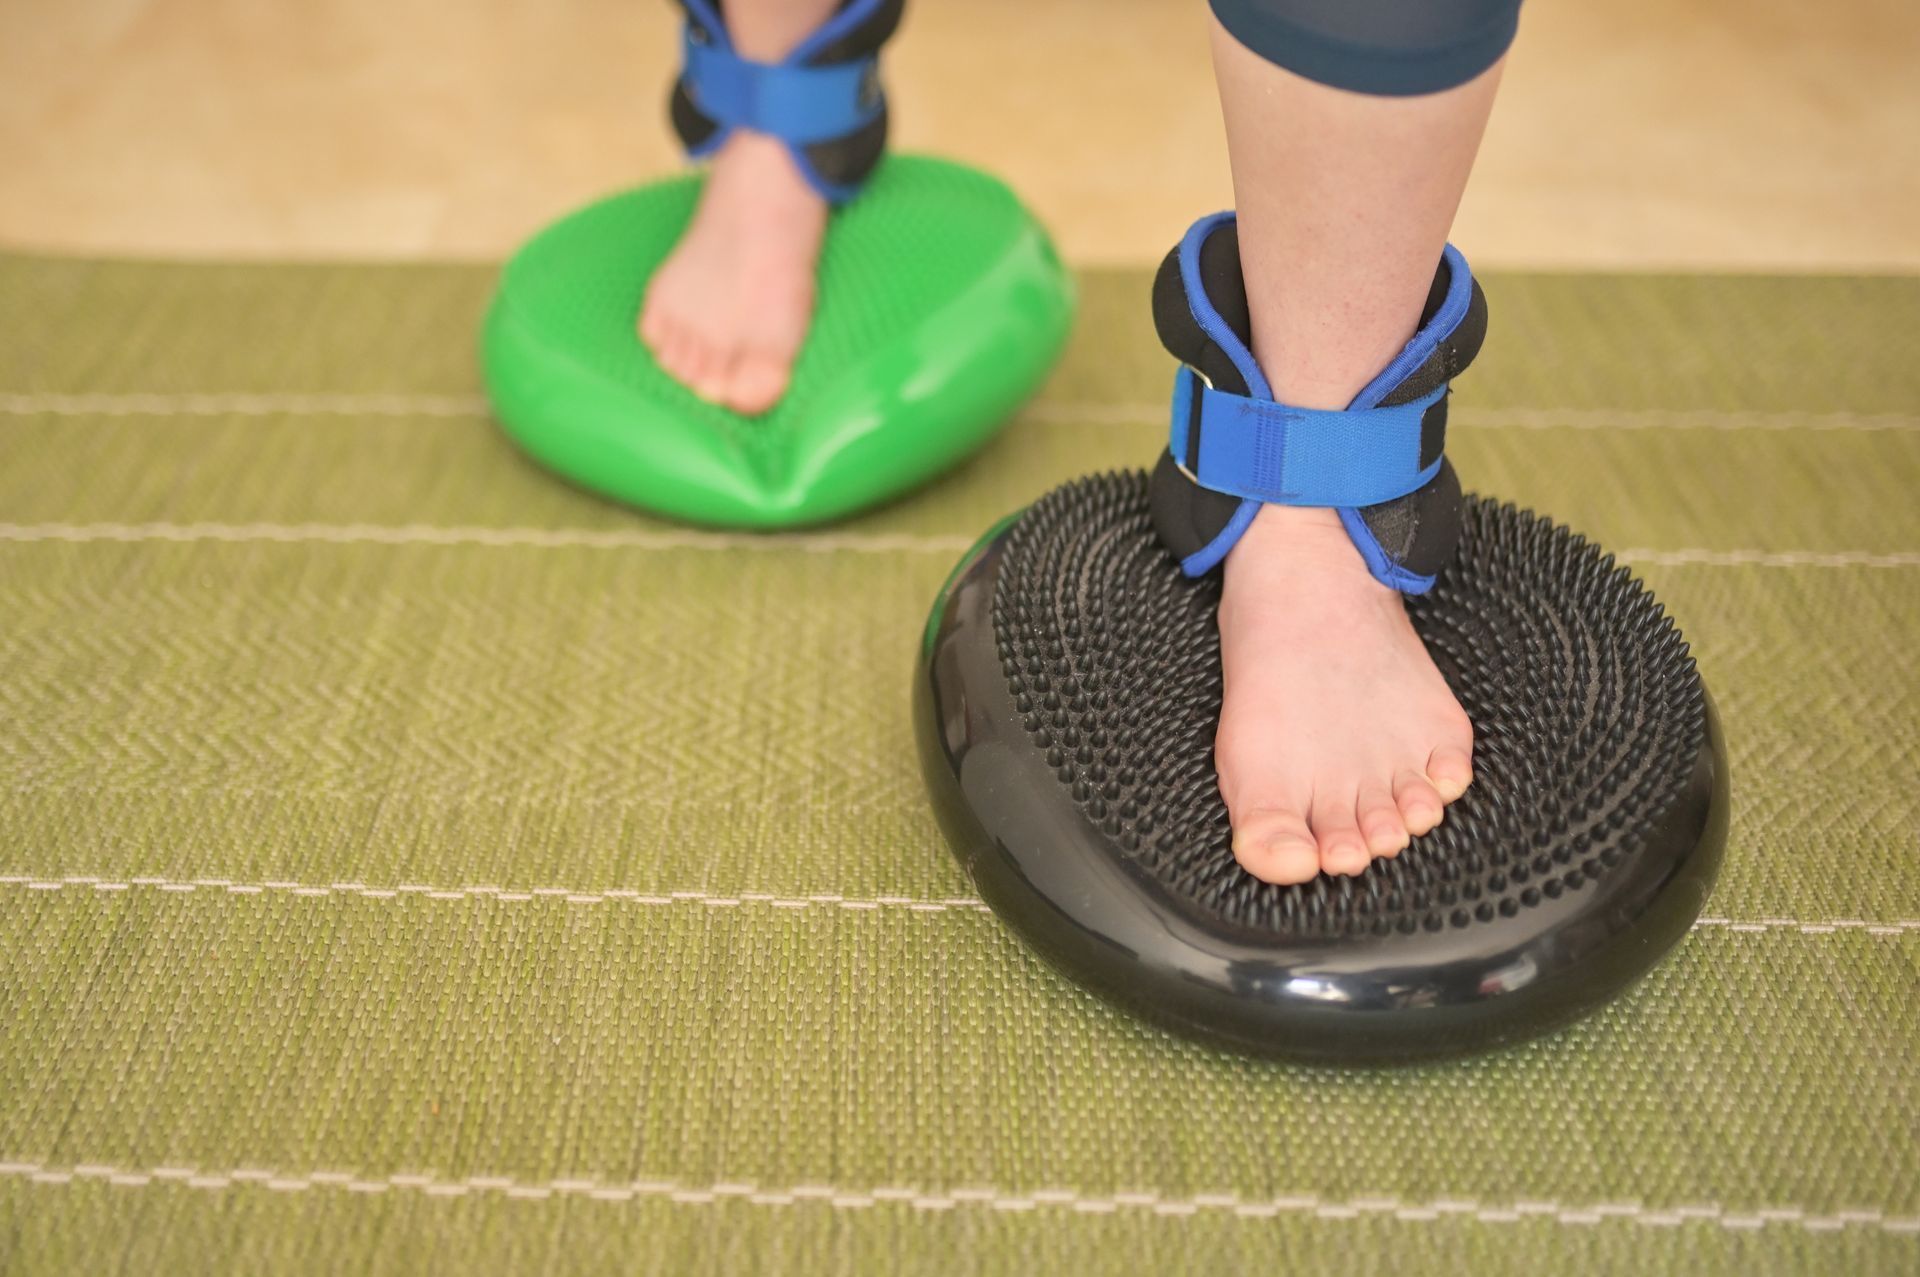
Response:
[1214,503,1475,885]
[638,131,828,415]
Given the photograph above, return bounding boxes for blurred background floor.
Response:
[1,0,1916,270]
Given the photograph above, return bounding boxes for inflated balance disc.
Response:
[482,156,1074,527]
[916,473,1728,1062]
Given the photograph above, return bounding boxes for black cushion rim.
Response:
[916,481,1729,1063]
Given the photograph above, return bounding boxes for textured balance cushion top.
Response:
[918,472,1727,1061]
[483,155,1074,528]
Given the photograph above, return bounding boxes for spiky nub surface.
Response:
[992,472,1706,936]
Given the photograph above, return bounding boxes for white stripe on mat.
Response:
[1,876,1914,935]
[1617,548,1920,568]
[0,876,989,912]
[0,522,976,555]
[1,522,1915,567]
[3,392,1916,434]
[0,1161,1911,1233]
[0,392,490,418]
[1023,402,1920,433]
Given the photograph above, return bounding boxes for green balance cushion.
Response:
[481,155,1075,527]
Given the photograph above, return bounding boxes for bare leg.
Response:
[638,0,841,416]
[1208,18,1504,884]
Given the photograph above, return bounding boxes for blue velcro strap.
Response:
[1170,369,1446,509]
[1339,507,1437,594]
[1179,498,1262,577]
[1164,211,1473,587]
[682,30,879,147]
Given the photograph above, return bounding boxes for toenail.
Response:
[1258,839,1319,877]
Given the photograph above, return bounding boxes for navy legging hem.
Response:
[1208,0,1521,96]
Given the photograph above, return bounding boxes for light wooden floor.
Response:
[2,0,1915,269]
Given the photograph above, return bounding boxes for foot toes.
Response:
[724,350,793,417]
[638,304,675,363]
[1232,809,1321,885]
[1310,794,1370,877]
[637,294,670,350]
[1427,743,1474,802]
[677,337,731,405]
[1393,768,1446,837]
[1357,778,1408,857]
[653,325,697,383]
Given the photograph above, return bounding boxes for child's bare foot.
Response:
[638,131,828,416]
[1214,503,1475,885]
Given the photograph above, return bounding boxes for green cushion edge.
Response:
[480,156,1077,528]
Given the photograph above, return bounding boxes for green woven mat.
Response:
[0,253,1916,1275]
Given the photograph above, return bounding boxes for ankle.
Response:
[1234,503,1349,555]
[1224,505,1395,600]
[704,134,827,217]
[721,0,845,62]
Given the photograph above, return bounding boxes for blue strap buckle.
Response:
[1168,368,1446,510]
[682,27,880,148]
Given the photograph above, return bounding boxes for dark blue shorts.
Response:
[1210,0,1522,96]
